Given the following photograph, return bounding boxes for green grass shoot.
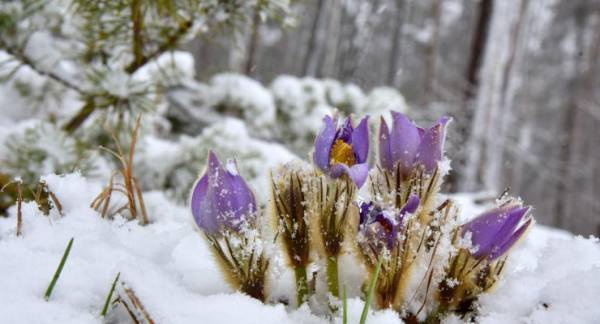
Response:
[44,237,74,301]
[100,272,121,316]
[342,285,348,324]
[359,257,383,324]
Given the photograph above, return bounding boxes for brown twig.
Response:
[16,180,22,236]
[112,282,155,324]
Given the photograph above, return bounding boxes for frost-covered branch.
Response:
[0,39,85,94]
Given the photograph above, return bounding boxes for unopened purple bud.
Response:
[190,151,257,236]
[360,194,420,250]
[461,203,532,261]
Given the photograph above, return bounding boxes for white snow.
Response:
[0,173,598,323]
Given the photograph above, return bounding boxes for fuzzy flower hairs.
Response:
[188,111,535,322]
[310,114,369,301]
[437,199,533,316]
[374,112,451,216]
[355,112,456,316]
[190,151,268,301]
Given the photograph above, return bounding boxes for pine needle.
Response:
[100,272,121,317]
[44,237,74,301]
[360,256,383,324]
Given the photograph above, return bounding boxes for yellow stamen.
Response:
[330,139,356,166]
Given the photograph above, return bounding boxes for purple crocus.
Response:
[379,112,451,177]
[313,114,369,188]
[461,203,533,261]
[358,194,420,249]
[190,151,257,236]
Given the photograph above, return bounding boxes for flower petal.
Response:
[336,116,354,143]
[190,151,223,235]
[313,115,337,172]
[213,159,257,232]
[225,162,257,226]
[330,162,369,188]
[372,213,397,249]
[483,206,529,259]
[487,218,533,260]
[358,201,373,226]
[415,116,451,172]
[399,194,420,215]
[190,171,216,234]
[351,116,369,163]
[390,112,421,176]
[378,117,394,171]
[462,204,525,259]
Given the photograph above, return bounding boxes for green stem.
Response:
[100,272,121,316]
[360,257,383,324]
[44,237,74,301]
[342,285,348,324]
[426,304,448,323]
[294,266,308,306]
[326,256,339,298]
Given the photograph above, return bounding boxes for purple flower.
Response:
[358,201,374,225]
[314,114,369,188]
[190,151,257,236]
[461,203,533,261]
[379,112,451,177]
[358,194,420,249]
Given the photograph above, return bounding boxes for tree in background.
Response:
[0,0,290,133]
[184,0,600,236]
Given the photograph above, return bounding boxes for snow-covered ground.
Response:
[1,173,598,324]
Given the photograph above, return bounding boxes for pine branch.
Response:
[62,98,95,133]
[124,19,193,74]
[62,19,194,133]
[130,0,144,69]
[0,39,85,94]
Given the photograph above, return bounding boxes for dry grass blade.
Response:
[132,177,149,225]
[113,282,155,324]
[91,114,149,225]
[48,191,63,216]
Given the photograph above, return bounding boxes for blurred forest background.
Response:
[188,0,600,236]
[0,0,599,236]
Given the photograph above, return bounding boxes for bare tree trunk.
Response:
[585,14,600,235]
[464,0,493,100]
[424,0,441,104]
[317,1,340,78]
[450,0,493,189]
[336,3,357,80]
[554,9,587,228]
[303,0,327,76]
[486,0,529,190]
[244,3,263,76]
[461,1,526,192]
[336,0,382,81]
[387,0,405,86]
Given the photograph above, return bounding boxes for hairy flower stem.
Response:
[326,256,340,298]
[426,303,449,323]
[294,266,309,306]
[241,280,265,302]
